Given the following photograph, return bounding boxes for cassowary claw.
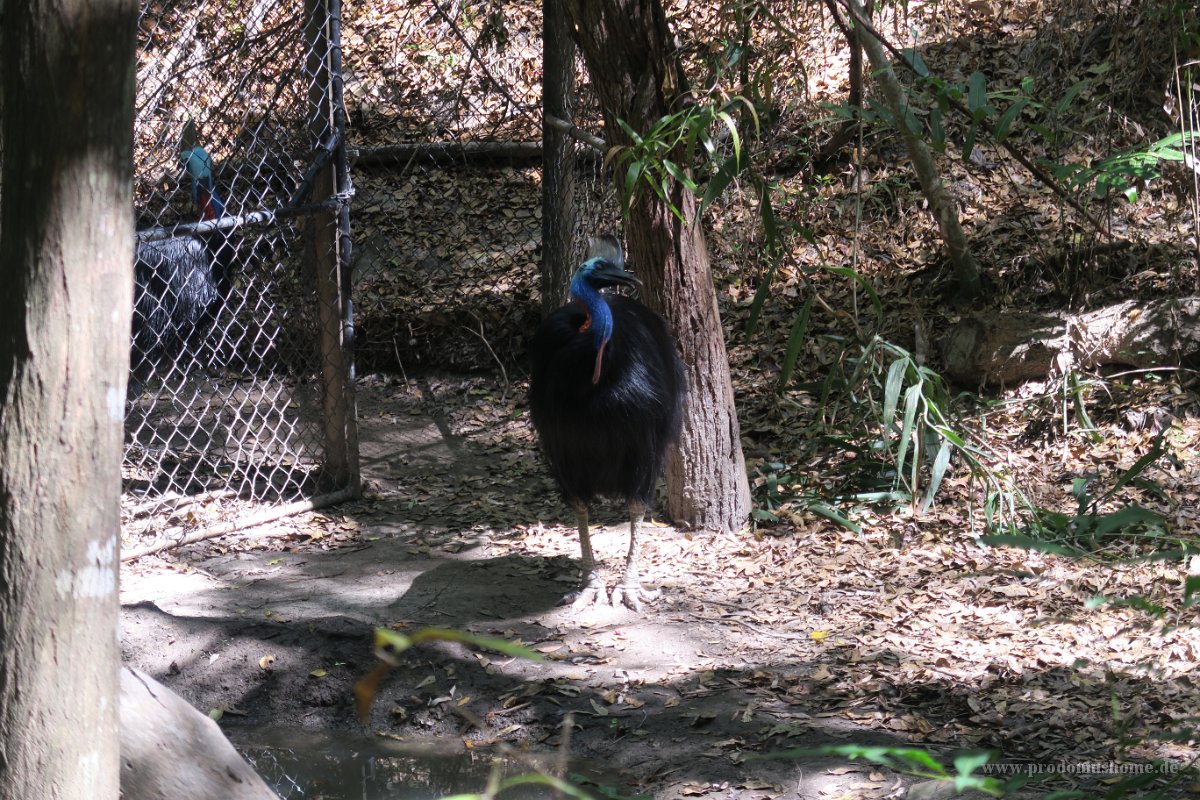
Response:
[609,581,661,613]
[564,571,608,610]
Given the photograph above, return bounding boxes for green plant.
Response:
[608,96,758,223]
[813,337,1004,519]
[987,426,1172,552]
[1052,131,1200,202]
[753,744,1010,797]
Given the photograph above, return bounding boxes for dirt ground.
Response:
[119,375,1200,800]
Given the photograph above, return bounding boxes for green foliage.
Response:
[1052,131,1200,202]
[608,96,758,223]
[826,51,1199,204]
[752,744,1009,796]
[803,335,1022,525]
[981,425,1200,612]
[372,626,545,664]
[749,460,861,533]
[986,427,1172,551]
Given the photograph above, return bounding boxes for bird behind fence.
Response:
[131,145,236,386]
[529,234,686,612]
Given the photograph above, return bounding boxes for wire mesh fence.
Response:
[344,2,619,376]
[126,0,356,549]
[127,0,627,548]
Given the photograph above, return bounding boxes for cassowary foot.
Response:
[609,581,662,613]
[563,571,608,610]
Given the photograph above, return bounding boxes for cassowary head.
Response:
[570,235,641,384]
[180,146,224,221]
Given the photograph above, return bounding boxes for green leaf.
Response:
[661,159,698,193]
[805,501,861,533]
[903,48,929,77]
[882,358,908,429]
[866,96,897,127]
[1055,79,1089,113]
[821,265,882,318]
[921,438,953,512]
[1101,427,1167,501]
[967,71,987,115]
[699,149,747,218]
[616,117,643,146]
[929,105,945,150]
[980,533,1085,557]
[745,261,776,337]
[894,384,921,485]
[961,118,979,163]
[993,98,1028,140]
[621,160,643,216]
[778,297,814,393]
[952,751,995,779]
[715,109,742,161]
[1092,505,1165,537]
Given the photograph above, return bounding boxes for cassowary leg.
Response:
[609,500,662,612]
[564,503,607,609]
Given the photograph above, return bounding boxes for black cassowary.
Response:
[131,146,234,382]
[529,235,686,612]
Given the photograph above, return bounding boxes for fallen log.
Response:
[941,296,1200,386]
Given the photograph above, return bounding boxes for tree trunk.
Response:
[0,0,136,797]
[847,0,981,300]
[940,297,1200,386]
[541,0,577,311]
[563,0,752,533]
[120,668,279,800]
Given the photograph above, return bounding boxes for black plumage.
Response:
[529,235,685,611]
[131,146,234,382]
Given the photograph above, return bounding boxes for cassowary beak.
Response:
[588,258,642,291]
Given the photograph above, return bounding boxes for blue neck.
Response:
[570,270,613,350]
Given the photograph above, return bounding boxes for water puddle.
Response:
[232,728,632,799]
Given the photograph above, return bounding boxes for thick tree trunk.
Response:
[630,192,752,530]
[563,0,752,532]
[120,668,279,800]
[941,297,1200,386]
[0,0,136,797]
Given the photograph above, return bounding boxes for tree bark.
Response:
[541,0,577,311]
[120,668,279,800]
[563,0,752,533]
[0,0,136,797]
[941,297,1200,386]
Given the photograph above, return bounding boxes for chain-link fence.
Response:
[127,0,631,548]
[125,0,357,550]
[344,2,618,376]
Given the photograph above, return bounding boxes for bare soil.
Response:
[120,375,1200,800]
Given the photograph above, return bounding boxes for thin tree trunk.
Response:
[0,0,136,797]
[847,0,981,300]
[563,0,752,533]
[541,0,577,311]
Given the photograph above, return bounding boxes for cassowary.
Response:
[131,146,234,382]
[529,235,686,612]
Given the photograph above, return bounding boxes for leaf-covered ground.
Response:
[122,372,1200,799]
[123,0,1199,797]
